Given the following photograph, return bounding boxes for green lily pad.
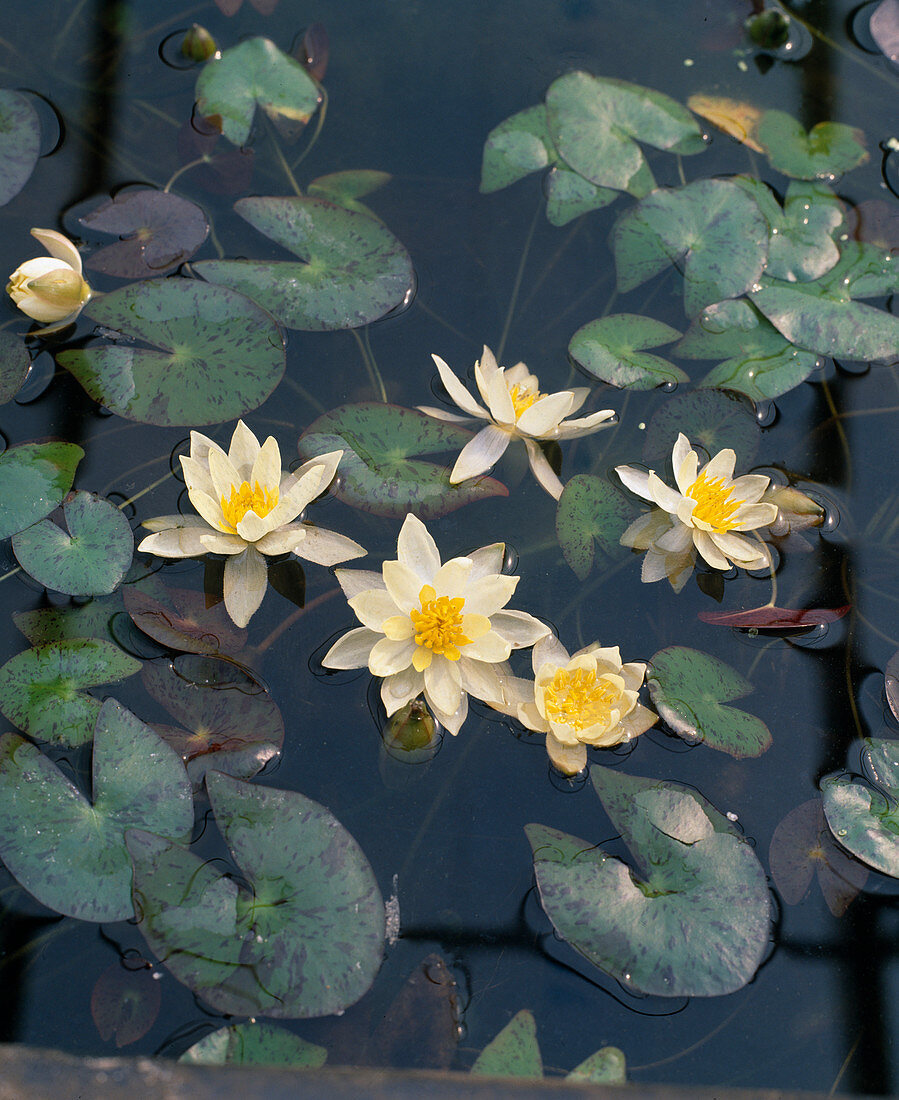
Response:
[0,639,141,747]
[757,110,868,180]
[298,403,508,519]
[614,178,769,316]
[471,1010,542,1078]
[480,105,554,193]
[196,196,413,331]
[820,241,899,299]
[56,279,285,426]
[641,388,760,466]
[0,331,31,404]
[647,646,771,758]
[195,37,321,147]
[544,166,618,226]
[555,475,634,580]
[179,1023,327,1067]
[568,313,684,389]
[567,1047,627,1085]
[12,491,134,596]
[545,72,705,197]
[822,738,899,876]
[129,773,385,1018]
[0,699,193,921]
[307,170,392,217]
[526,766,771,997]
[0,441,83,541]
[0,90,40,206]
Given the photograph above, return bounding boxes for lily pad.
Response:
[298,403,508,519]
[0,441,83,541]
[179,1023,327,1067]
[0,639,141,747]
[129,773,385,1018]
[568,313,684,389]
[886,649,899,723]
[757,110,868,180]
[12,491,134,596]
[195,196,414,331]
[555,475,634,580]
[647,646,771,758]
[307,170,392,217]
[642,388,760,466]
[195,37,321,147]
[0,90,40,206]
[697,604,849,629]
[56,279,285,427]
[80,189,209,278]
[471,1010,542,1078]
[822,738,899,876]
[91,959,162,1047]
[123,582,247,656]
[567,1047,627,1085]
[544,166,618,226]
[0,699,193,921]
[614,179,769,316]
[526,766,771,997]
[367,954,460,1069]
[0,331,31,404]
[481,105,554,193]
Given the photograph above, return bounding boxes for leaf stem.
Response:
[163,155,210,194]
[351,326,387,402]
[496,199,541,363]
[290,85,329,174]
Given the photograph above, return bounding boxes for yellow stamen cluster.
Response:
[509,383,542,419]
[687,472,744,532]
[409,584,472,661]
[544,667,615,732]
[221,480,279,529]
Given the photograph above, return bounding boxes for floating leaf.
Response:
[57,279,284,426]
[0,700,192,921]
[481,105,554,193]
[871,0,899,62]
[0,90,40,206]
[179,1023,327,1067]
[648,646,771,758]
[0,441,83,541]
[129,773,385,1017]
[527,767,771,997]
[299,22,329,83]
[91,960,162,1047]
[307,170,392,217]
[0,639,141,747]
[80,190,209,278]
[196,196,413,331]
[886,649,899,723]
[757,110,868,180]
[298,403,507,519]
[555,475,634,580]
[822,738,899,877]
[687,94,763,152]
[471,1010,542,1078]
[642,388,760,466]
[546,72,705,197]
[123,582,247,656]
[368,954,460,1069]
[544,166,618,226]
[195,37,320,147]
[0,331,31,404]
[698,604,850,629]
[614,179,769,316]
[569,313,684,389]
[567,1047,627,1085]
[12,491,134,596]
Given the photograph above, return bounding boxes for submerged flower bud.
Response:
[7,228,92,333]
[181,24,218,63]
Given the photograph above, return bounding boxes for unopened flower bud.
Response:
[7,228,92,333]
[182,24,218,63]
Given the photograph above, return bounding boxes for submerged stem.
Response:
[496,199,541,363]
[351,327,387,402]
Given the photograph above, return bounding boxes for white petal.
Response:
[383,559,427,614]
[188,429,225,466]
[138,528,209,557]
[397,513,441,579]
[457,657,503,704]
[504,362,532,386]
[180,455,216,499]
[546,734,587,776]
[348,588,402,630]
[566,387,591,415]
[524,438,564,499]
[369,637,416,676]
[141,513,206,533]
[265,462,329,528]
[490,609,550,649]
[223,547,267,627]
[254,524,307,555]
[199,531,251,555]
[31,228,82,273]
[615,464,653,501]
[284,450,342,496]
[693,529,731,570]
[531,633,570,672]
[620,509,673,550]
[516,391,575,436]
[424,659,462,715]
[228,420,263,478]
[381,667,424,715]
[207,446,242,503]
[416,405,473,425]
[730,473,771,505]
[702,448,736,482]
[431,691,468,736]
[641,549,678,583]
[335,569,386,600]
[250,434,281,491]
[671,434,695,493]
[477,354,515,423]
[323,626,381,669]
[731,503,779,531]
[460,573,517,616]
[467,542,505,579]
[461,631,512,663]
[618,703,658,740]
[433,557,473,597]
[646,472,683,514]
[518,700,548,732]
[655,523,693,553]
[292,525,366,566]
[235,510,270,542]
[449,425,510,483]
[711,530,770,566]
[431,354,489,418]
[553,409,616,439]
[187,488,231,533]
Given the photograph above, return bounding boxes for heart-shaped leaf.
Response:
[57,279,285,426]
[757,110,868,180]
[195,37,321,147]
[123,582,247,656]
[0,90,40,206]
[568,313,684,389]
[179,1023,327,1067]
[80,189,209,278]
[0,639,141,747]
[481,105,554,193]
[555,475,634,580]
[307,170,392,216]
[298,403,508,518]
[544,165,618,226]
[91,959,162,1047]
[367,954,460,1069]
[527,766,771,997]
[641,388,760,466]
[129,773,385,1017]
[12,491,134,596]
[0,441,83,541]
[647,646,771,758]
[0,331,31,404]
[567,1047,627,1085]
[0,699,193,920]
[822,738,899,876]
[471,1010,542,1078]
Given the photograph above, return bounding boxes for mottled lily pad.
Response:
[822,739,899,877]
[129,773,385,1017]
[298,403,507,519]
[642,388,760,466]
[555,475,634,580]
[179,1023,327,1067]
[0,441,83,541]
[471,1011,542,1078]
[56,279,285,426]
[757,110,868,180]
[0,90,40,206]
[527,767,771,997]
[0,331,31,404]
[648,646,771,758]
[544,166,618,226]
[12,491,134,596]
[123,582,247,656]
[481,105,554,193]
[307,170,392,217]
[0,639,141,747]
[569,313,684,389]
[196,196,414,330]
[0,699,193,921]
[567,1047,627,1085]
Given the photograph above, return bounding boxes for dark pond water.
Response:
[1,0,899,1092]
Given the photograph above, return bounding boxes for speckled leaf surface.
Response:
[526,767,770,997]
[0,90,40,206]
[822,738,899,876]
[0,331,31,404]
[555,475,634,580]
[130,774,385,1017]
[57,279,284,426]
[123,583,247,656]
[0,639,141,747]
[471,1010,542,1078]
[641,388,760,466]
[757,110,868,180]
[0,700,192,921]
[298,403,507,518]
[12,491,134,596]
[648,646,771,758]
[480,105,554,193]
[0,441,83,541]
[568,313,684,389]
[196,196,413,330]
[567,1047,627,1085]
[307,170,392,217]
[544,166,617,226]
[179,1023,327,1067]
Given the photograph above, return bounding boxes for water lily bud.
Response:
[182,24,218,63]
[745,10,791,49]
[383,699,436,754]
[763,484,824,536]
[7,229,92,332]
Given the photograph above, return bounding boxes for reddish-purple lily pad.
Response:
[124,583,247,656]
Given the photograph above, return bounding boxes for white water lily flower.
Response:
[6,228,92,334]
[491,634,656,775]
[615,432,779,586]
[322,512,550,735]
[418,345,616,500]
[138,420,365,627]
